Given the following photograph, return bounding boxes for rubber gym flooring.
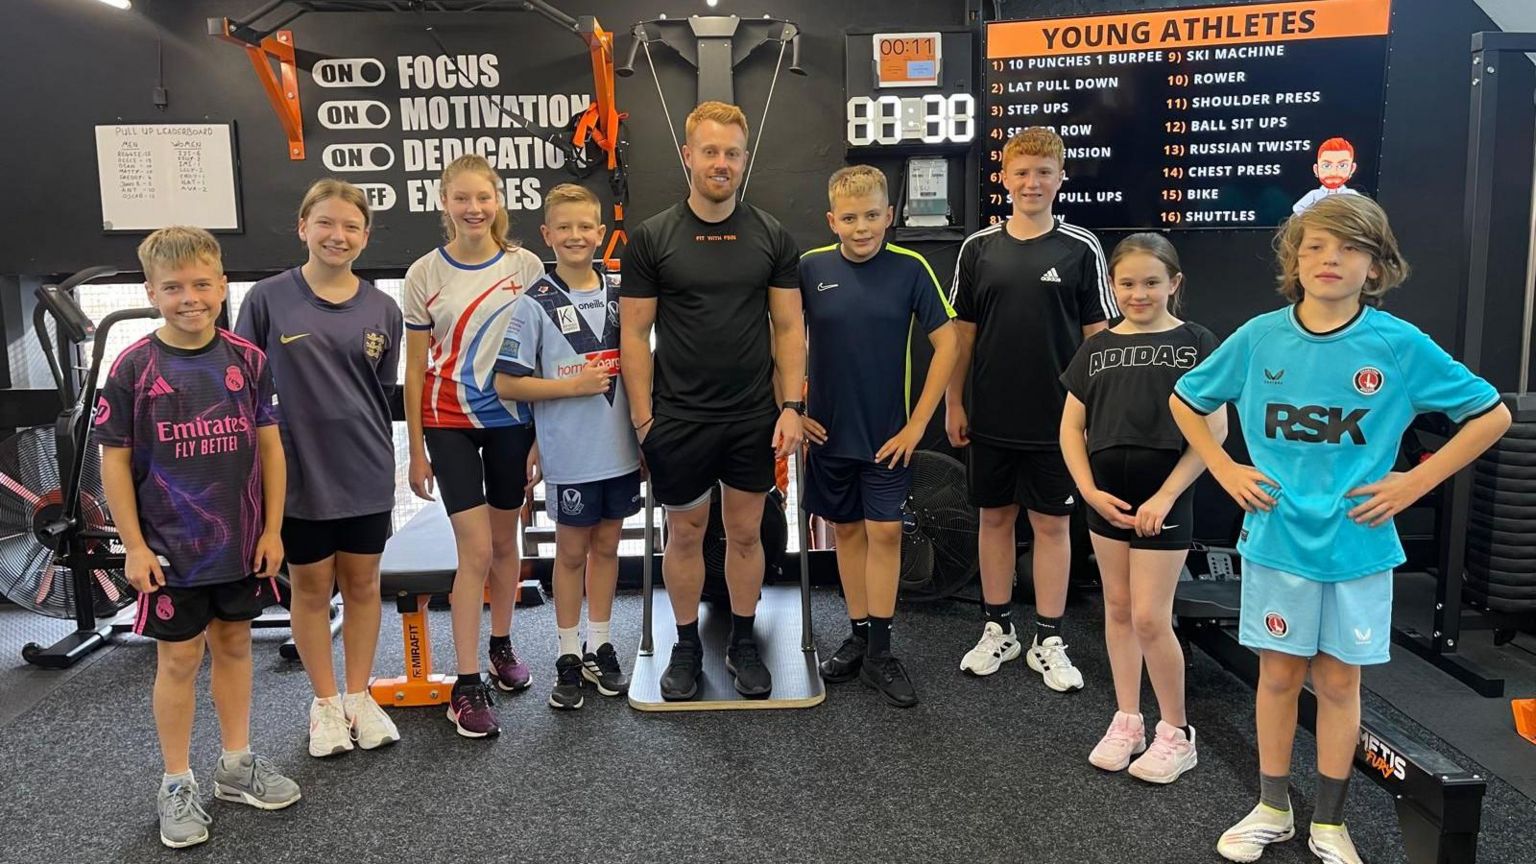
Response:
[0,590,1533,864]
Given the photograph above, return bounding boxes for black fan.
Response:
[0,426,132,620]
[899,450,979,602]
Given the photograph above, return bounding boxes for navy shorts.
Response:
[803,452,911,523]
[547,470,644,527]
[281,511,392,565]
[133,575,280,643]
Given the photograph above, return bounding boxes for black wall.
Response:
[0,0,1531,391]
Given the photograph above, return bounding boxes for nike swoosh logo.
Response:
[280,333,310,344]
[1162,523,1180,529]
[816,282,838,291]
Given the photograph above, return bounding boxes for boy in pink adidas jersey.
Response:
[97,226,298,848]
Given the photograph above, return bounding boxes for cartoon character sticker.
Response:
[1293,137,1361,215]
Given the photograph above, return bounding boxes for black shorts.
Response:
[965,440,1077,514]
[133,575,279,643]
[423,424,535,516]
[281,511,393,566]
[803,452,911,523]
[1086,445,1194,550]
[547,470,644,527]
[641,412,777,509]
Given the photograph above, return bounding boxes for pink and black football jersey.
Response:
[95,330,279,587]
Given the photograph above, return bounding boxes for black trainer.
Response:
[859,653,918,708]
[660,639,704,701]
[725,638,773,698]
[582,642,630,697]
[818,635,866,683]
[548,654,584,710]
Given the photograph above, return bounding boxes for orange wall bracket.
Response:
[210,21,305,160]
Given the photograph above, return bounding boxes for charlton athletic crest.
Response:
[1353,366,1383,396]
[363,330,387,361]
[1264,611,1289,638]
[225,365,245,392]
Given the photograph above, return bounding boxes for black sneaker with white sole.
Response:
[582,642,630,696]
[549,654,584,710]
[725,638,773,698]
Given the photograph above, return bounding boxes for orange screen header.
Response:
[987,0,1391,59]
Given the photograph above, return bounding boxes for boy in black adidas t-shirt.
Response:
[945,127,1118,690]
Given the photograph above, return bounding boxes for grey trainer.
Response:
[157,780,211,848]
[213,753,301,810]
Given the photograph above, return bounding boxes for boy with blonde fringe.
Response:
[495,183,640,709]
[1172,196,1510,863]
[98,227,298,848]
[800,165,957,707]
[946,127,1117,688]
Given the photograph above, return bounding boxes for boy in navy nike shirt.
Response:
[99,227,298,849]
[1171,196,1509,863]
[799,165,956,707]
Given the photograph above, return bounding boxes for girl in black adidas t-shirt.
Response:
[1059,233,1224,785]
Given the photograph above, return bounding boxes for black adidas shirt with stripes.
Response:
[950,220,1117,448]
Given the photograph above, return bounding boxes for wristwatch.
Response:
[781,400,805,415]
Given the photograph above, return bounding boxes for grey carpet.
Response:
[0,591,1532,864]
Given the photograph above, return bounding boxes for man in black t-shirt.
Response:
[619,101,805,701]
[945,127,1118,691]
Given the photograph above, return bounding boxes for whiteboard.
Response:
[95,123,242,232]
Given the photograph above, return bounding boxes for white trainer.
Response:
[1026,635,1084,691]
[308,696,353,758]
[1088,711,1146,771]
[1217,803,1297,862]
[959,621,1022,676]
[343,691,401,750]
[1307,823,1364,864]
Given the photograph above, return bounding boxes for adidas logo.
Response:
[147,377,175,398]
[1040,267,1062,283]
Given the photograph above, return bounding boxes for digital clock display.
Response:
[873,31,942,88]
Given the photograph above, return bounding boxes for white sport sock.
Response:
[558,625,581,658]
[587,619,611,652]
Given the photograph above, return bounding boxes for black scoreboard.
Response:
[983,0,1392,230]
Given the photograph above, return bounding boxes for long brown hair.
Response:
[1109,232,1185,314]
[299,177,371,229]
[439,154,517,252]
[1274,195,1408,307]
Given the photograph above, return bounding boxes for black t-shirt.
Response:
[620,200,800,422]
[950,221,1116,448]
[1060,321,1219,454]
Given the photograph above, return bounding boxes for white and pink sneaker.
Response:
[1089,711,1147,771]
[1128,720,1198,784]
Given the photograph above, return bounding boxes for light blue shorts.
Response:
[1237,562,1393,666]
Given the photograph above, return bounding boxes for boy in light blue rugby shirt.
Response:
[495,183,640,711]
[1171,195,1510,864]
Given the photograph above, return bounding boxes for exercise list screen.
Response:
[982,0,1391,230]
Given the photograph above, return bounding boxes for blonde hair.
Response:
[299,178,372,229]
[439,154,517,252]
[1110,233,1185,314]
[543,182,602,221]
[1275,195,1408,306]
[137,226,223,280]
[827,165,888,209]
[685,101,749,141]
[1003,127,1065,169]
